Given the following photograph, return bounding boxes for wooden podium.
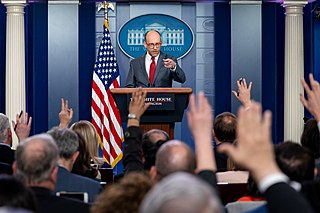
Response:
[110,88,192,139]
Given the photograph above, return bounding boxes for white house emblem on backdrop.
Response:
[118,14,194,59]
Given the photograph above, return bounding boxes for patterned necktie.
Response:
[149,57,156,84]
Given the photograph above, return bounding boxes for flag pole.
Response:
[98,1,115,29]
[92,1,123,170]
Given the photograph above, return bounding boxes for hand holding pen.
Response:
[12,110,32,142]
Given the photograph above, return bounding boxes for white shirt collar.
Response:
[146,52,160,62]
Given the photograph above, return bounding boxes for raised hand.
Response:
[187,91,216,171]
[300,73,320,121]
[187,92,213,141]
[127,88,151,127]
[59,98,73,128]
[12,111,32,142]
[232,78,252,108]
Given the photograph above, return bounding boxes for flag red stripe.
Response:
[92,80,121,160]
[91,92,111,163]
[106,90,122,126]
[101,101,118,160]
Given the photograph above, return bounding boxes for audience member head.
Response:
[151,140,196,182]
[0,175,38,212]
[301,118,320,159]
[91,172,152,213]
[0,113,12,146]
[71,132,97,178]
[140,172,222,213]
[47,127,79,171]
[142,129,169,170]
[14,134,59,190]
[70,120,100,164]
[275,141,315,182]
[213,112,237,144]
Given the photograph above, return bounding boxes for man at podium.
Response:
[125,30,186,88]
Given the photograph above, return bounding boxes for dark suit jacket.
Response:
[0,143,15,165]
[123,126,144,174]
[264,182,314,213]
[125,52,186,88]
[31,187,90,213]
[54,166,102,203]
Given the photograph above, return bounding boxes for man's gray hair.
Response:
[0,113,10,143]
[15,134,59,185]
[47,127,79,160]
[140,172,223,213]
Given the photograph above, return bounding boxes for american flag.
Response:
[91,19,123,168]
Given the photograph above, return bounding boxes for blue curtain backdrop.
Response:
[262,2,285,143]
[214,1,231,116]
[26,2,49,135]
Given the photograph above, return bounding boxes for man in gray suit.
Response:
[125,30,186,88]
[47,127,102,203]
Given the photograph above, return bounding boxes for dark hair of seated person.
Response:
[142,139,167,170]
[71,132,98,179]
[275,141,315,183]
[141,129,170,170]
[0,174,38,212]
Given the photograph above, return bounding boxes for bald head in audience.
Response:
[13,134,59,190]
[150,140,196,182]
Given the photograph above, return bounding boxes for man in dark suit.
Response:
[0,112,32,167]
[47,127,102,203]
[13,134,90,213]
[125,30,186,88]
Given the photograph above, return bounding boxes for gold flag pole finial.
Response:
[98,1,114,28]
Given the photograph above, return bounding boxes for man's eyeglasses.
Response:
[146,42,161,48]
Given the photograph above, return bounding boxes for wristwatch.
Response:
[128,113,140,121]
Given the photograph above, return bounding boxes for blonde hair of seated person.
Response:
[71,120,102,165]
[226,141,242,171]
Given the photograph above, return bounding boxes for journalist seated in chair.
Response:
[47,127,102,203]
